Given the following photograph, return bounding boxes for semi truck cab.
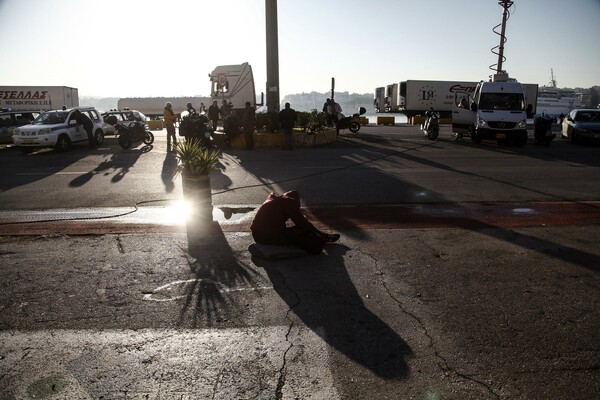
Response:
[452,74,530,145]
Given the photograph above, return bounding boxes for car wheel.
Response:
[19,146,34,154]
[55,134,71,152]
[571,130,579,144]
[94,130,104,145]
[349,121,360,133]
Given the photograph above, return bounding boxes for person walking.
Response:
[163,102,177,150]
[250,190,340,255]
[208,100,220,131]
[279,102,296,150]
[242,101,255,150]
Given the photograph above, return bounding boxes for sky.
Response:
[1,0,599,99]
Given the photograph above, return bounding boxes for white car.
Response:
[12,107,108,153]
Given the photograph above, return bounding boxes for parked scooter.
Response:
[534,114,555,146]
[422,109,440,140]
[336,107,366,133]
[116,121,154,149]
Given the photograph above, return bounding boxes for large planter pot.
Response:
[181,172,213,221]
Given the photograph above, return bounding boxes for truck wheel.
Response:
[94,130,104,145]
[55,135,71,152]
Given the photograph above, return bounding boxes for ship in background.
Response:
[536,69,582,117]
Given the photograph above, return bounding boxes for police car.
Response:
[12,107,108,153]
[0,109,40,144]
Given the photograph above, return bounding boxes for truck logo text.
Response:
[0,90,49,100]
[449,85,476,93]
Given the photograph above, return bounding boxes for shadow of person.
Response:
[161,151,177,193]
[254,243,412,379]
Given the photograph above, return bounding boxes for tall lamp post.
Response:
[265,0,280,113]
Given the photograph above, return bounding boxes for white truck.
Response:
[209,62,257,111]
[0,86,78,111]
[398,80,479,118]
[452,73,537,145]
[384,83,400,112]
[373,87,385,113]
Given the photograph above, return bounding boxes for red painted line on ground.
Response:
[1,202,599,236]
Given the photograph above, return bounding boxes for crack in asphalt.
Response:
[358,249,502,399]
[271,268,300,400]
[115,236,125,254]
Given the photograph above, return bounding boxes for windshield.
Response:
[32,111,69,125]
[479,93,525,111]
[574,111,600,122]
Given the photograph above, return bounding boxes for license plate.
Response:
[496,133,506,139]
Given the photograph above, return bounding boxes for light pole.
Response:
[265,0,280,113]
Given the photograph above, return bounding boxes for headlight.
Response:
[516,119,527,128]
[477,118,488,128]
[38,128,51,135]
[13,128,20,135]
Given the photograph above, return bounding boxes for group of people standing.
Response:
[162,100,256,150]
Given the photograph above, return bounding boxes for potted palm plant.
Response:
[173,140,220,221]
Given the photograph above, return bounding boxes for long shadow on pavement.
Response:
[253,244,413,379]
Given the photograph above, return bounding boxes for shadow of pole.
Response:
[178,183,261,328]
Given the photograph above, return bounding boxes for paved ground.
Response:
[1,125,599,400]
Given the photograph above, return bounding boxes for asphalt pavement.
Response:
[1,125,599,400]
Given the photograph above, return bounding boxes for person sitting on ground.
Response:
[250,190,340,255]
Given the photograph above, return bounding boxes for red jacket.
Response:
[250,191,313,236]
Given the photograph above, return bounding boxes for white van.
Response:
[452,74,530,146]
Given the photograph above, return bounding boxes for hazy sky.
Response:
[1,0,598,98]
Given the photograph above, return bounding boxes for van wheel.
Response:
[471,128,481,144]
[19,147,34,154]
[94,130,104,145]
[55,135,71,152]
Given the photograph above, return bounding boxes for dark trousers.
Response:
[252,226,326,255]
[166,124,177,146]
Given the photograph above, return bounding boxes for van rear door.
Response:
[452,92,476,135]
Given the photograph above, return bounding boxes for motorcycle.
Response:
[422,109,440,140]
[534,114,555,146]
[116,121,154,149]
[179,112,214,148]
[336,107,366,133]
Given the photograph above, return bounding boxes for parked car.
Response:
[12,107,108,153]
[561,109,600,143]
[102,109,148,135]
[0,110,40,144]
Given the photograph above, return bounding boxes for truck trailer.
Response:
[0,86,78,111]
[117,97,211,118]
[399,80,478,118]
